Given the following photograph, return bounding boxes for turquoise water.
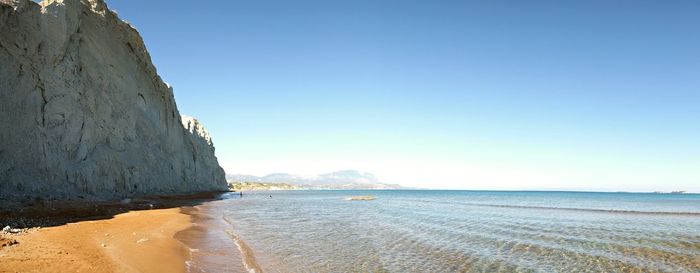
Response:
[185,190,700,272]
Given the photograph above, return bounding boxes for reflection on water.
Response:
[188,190,700,273]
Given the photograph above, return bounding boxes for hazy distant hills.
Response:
[227,170,403,189]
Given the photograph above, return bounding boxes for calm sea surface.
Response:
[180,190,700,273]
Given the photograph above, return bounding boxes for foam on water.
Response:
[222,216,264,273]
[191,190,700,272]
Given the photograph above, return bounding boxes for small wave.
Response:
[185,259,208,273]
[185,245,208,273]
[223,216,264,273]
[459,202,700,216]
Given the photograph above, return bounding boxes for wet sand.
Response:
[175,203,254,273]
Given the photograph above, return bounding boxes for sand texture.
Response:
[0,208,191,273]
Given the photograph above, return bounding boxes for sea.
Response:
[176,190,700,273]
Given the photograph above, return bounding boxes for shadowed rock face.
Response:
[0,0,227,201]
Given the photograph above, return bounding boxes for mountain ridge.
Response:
[227,170,404,189]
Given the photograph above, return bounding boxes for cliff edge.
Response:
[0,0,227,202]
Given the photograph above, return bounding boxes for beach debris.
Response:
[136,238,149,244]
[0,237,18,248]
[101,243,107,247]
[0,226,23,234]
[346,195,376,201]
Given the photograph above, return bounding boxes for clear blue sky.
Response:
[106,0,700,191]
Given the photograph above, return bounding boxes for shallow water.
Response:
[186,190,700,272]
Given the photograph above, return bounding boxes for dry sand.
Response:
[0,208,192,273]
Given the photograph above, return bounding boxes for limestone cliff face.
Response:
[0,0,227,201]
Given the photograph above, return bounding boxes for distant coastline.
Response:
[229,181,299,191]
[228,181,700,195]
[227,181,408,191]
[227,170,405,190]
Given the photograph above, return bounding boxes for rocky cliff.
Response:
[0,0,227,202]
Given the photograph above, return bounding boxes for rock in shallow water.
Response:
[0,0,227,201]
[347,196,376,201]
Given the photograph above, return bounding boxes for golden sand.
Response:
[0,208,192,273]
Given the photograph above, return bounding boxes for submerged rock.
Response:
[0,0,227,201]
[347,196,376,201]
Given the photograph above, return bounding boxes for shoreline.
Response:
[174,200,258,273]
[0,193,226,273]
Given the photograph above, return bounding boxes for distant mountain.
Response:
[228,174,265,183]
[317,170,380,185]
[226,170,403,189]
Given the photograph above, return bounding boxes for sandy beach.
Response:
[0,193,228,273]
[0,207,191,273]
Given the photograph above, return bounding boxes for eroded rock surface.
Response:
[0,0,227,201]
